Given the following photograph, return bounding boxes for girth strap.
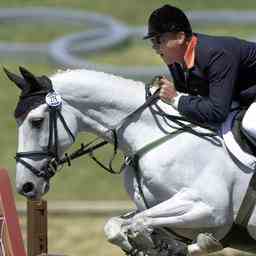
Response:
[235,171,256,227]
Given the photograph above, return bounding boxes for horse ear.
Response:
[19,66,42,91]
[3,67,27,91]
[39,75,53,90]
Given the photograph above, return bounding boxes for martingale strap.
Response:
[235,171,256,227]
[89,129,120,174]
[58,130,120,175]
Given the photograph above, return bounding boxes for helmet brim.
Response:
[142,35,152,40]
[142,32,160,40]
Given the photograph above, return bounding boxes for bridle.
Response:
[15,77,218,181]
[14,77,162,180]
[15,90,75,179]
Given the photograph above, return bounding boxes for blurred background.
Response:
[1,0,256,255]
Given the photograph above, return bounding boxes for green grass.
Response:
[1,0,256,25]
[19,215,256,256]
[0,22,86,43]
[193,24,256,39]
[21,215,122,256]
[86,39,164,66]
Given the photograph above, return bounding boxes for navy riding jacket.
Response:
[169,33,256,125]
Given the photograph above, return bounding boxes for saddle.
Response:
[232,111,256,154]
[221,109,256,170]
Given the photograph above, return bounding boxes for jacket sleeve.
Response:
[177,49,239,124]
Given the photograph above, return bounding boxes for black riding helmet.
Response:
[143,5,192,40]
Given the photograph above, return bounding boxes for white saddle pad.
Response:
[221,111,256,170]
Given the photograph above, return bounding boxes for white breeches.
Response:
[242,102,256,140]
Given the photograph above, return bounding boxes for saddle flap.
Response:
[221,110,256,170]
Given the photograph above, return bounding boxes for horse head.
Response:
[4,67,77,198]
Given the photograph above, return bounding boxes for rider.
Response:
[143,4,256,141]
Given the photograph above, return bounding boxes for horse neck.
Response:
[51,70,176,154]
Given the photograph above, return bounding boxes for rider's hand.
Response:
[158,77,177,104]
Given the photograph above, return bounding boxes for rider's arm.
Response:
[177,49,239,124]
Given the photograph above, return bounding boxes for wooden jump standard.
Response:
[27,199,48,256]
[0,168,65,256]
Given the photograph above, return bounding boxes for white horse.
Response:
[4,67,256,255]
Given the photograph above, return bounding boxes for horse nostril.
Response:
[22,182,35,194]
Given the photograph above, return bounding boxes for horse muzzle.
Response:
[16,179,50,199]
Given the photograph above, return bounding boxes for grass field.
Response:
[2,0,256,25]
[0,22,87,43]
[18,215,256,256]
[20,215,122,256]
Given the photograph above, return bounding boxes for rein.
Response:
[58,79,219,176]
[54,83,161,174]
[15,77,218,181]
[14,84,160,180]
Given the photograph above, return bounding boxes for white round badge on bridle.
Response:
[45,91,62,107]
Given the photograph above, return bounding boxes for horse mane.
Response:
[51,69,144,89]
[50,68,181,119]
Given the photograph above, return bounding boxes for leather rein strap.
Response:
[14,83,161,180]
[55,85,162,174]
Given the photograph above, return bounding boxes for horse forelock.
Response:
[15,76,53,119]
[14,94,48,119]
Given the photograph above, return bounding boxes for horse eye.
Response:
[31,118,44,129]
